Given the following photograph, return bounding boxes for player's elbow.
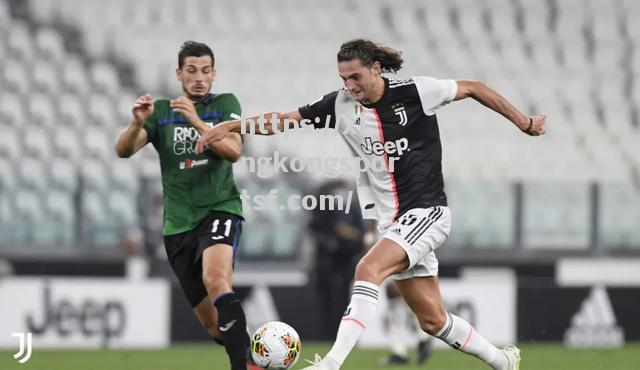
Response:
[226,152,241,163]
[456,80,485,99]
[114,145,132,158]
[222,148,242,163]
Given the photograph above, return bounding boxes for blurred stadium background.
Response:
[1,0,639,369]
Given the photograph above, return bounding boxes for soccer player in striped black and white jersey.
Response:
[197,39,546,370]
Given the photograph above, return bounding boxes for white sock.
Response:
[387,297,408,357]
[325,281,380,367]
[435,312,508,370]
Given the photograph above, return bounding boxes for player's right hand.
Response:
[195,123,231,154]
[132,94,154,125]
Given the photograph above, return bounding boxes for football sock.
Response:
[435,312,507,370]
[387,297,408,357]
[326,281,380,368]
[214,292,250,370]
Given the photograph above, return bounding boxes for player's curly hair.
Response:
[337,39,403,73]
[178,41,215,69]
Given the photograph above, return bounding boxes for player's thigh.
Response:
[197,212,243,291]
[201,244,234,283]
[395,276,447,333]
[164,233,209,308]
[383,207,451,274]
[355,237,410,284]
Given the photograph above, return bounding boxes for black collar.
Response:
[192,93,215,105]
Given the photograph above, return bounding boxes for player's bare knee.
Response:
[202,269,231,297]
[418,313,446,335]
[354,259,380,283]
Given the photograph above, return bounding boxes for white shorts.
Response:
[381,206,452,280]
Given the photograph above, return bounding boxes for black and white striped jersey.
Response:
[299,76,457,228]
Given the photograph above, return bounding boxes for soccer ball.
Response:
[250,321,302,369]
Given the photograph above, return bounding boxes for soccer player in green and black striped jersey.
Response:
[115,41,251,370]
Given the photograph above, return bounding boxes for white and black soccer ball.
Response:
[250,321,302,369]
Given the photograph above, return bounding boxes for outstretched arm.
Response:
[195,110,303,154]
[454,80,546,136]
[169,96,248,161]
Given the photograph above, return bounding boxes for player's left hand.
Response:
[170,96,200,125]
[196,123,231,154]
[525,114,546,136]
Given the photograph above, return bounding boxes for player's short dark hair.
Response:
[337,39,403,73]
[178,41,215,69]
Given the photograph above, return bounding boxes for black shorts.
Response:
[163,211,243,307]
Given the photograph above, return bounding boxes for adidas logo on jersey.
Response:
[563,286,625,347]
[361,137,409,157]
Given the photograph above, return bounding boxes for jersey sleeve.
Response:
[413,76,457,115]
[218,93,242,121]
[298,91,338,129]
[143,102,160,144]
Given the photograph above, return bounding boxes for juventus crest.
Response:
[394,105,408,126]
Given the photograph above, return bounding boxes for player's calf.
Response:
[214,292,251,370]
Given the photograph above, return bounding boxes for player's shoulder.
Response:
[150,99,171,115]
[388,77,417,88]
[152,98,171,109]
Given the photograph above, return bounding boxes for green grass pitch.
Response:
[2,342,639,370]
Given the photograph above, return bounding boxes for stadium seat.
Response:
[22,125,53,159]
[116,92,137,123]
[84,127,114,160]
[81,190,110,224]
[58,93,88,128]
[17,158,49,192]
[90,61,121,96]
[61,56,90,94]
[589,0,621,44]
[6,20,35,61]
[517,0,551,42]
[0,0,10,28]
[48,159,79,192]
[26,0,56,23]
[52,126,83,159]
[522,182,591,249]
[0,158,17,192]
[446,181,515,248]
[32,60,60,94]
[0,31,6,61]
[0,91,26,127]
[34,26,66,63]
[44,190,76,244]
[110,161,139,193]
[0,127,20,159]
[599,183,640,248]
[27,93,57,128]
[13,189,45,244]
[81,190,122,248]
[81,158,111,192]
[107,190,138,225]
[0,192,16,244]
[87,93,117,127]
[2,59,30,95]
